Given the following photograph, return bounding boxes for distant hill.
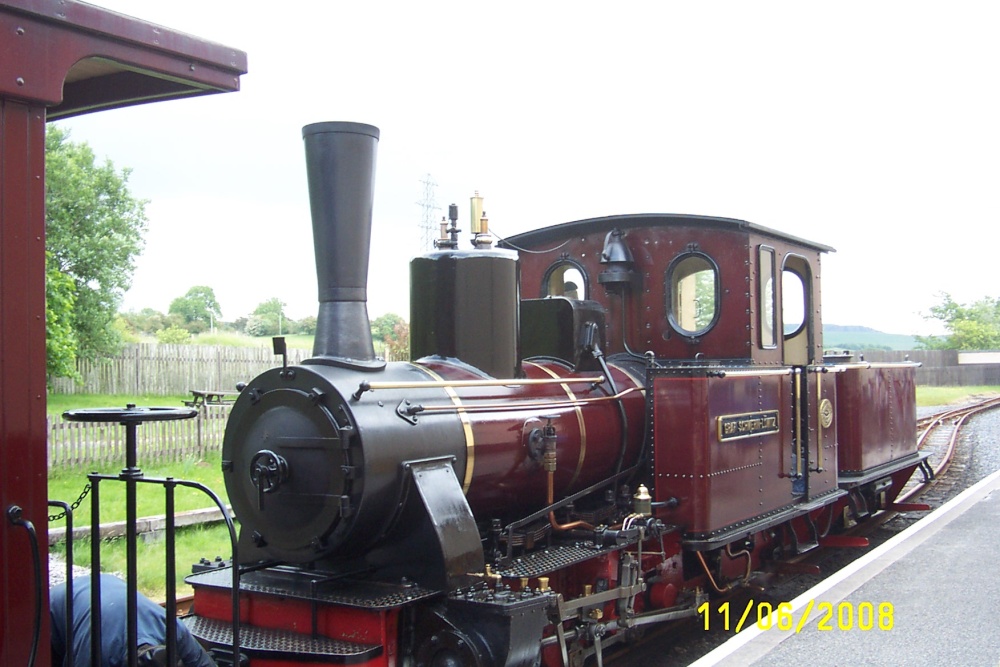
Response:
[823,324,918,351]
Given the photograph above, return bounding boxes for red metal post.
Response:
[0,97,50,666]
[0,2,245,662]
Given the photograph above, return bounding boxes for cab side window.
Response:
[759,246,777,348]
[781,254,812,365]
[666,252,719,336]
[782,268,806,336]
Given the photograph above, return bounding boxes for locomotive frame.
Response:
[0,4,928,667]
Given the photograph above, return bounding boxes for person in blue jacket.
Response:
[50,574,215,667]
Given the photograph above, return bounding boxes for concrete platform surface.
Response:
[691,468,1000,667]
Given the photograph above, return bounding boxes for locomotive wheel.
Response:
[416,629,484,667]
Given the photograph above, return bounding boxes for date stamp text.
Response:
[698,599,894,633]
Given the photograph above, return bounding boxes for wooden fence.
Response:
[855,350,1000,387]
[50,344,312,395]
[48,405,231,471]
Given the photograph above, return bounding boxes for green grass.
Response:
[188,331,314,349]
[48,452,227,524]
[49,450,232,602]
[52,522,237,603]
[915,385,1000,407]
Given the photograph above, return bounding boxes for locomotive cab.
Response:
[505,216,920,548]
[506,215,832,365]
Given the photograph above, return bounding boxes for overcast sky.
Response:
[57,1,999,336]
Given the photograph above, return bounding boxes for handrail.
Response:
[353,375,606,399]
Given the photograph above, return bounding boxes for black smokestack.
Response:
[302,122,385,370]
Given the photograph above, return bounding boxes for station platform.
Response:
[691,468,1000,666]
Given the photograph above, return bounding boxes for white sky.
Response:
[57,1,1000,335]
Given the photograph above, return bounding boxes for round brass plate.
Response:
[819,398,834,428]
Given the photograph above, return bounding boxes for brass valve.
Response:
[542,416,558,473]
[633,484,652,516]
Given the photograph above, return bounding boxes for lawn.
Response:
[48,392,232,600]
[915,385,1000,407]
[51,522,237,603]
[48,449,233,601]
[48,451,227,521]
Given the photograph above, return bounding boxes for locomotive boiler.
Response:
[185,122,928,666]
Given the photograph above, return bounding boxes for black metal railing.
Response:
[61,405,241,667]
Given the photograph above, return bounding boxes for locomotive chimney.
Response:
[302,122,385,370]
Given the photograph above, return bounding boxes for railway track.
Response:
[899,395,1000,503]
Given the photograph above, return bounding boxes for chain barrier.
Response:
[48,482,92,522]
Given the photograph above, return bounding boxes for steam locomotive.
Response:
[183,122,927,666]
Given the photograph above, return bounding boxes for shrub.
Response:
[156,325,191,345]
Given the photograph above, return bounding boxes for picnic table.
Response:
[183,390,240,408]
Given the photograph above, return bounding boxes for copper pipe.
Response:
[724,543,753,585]
[547,469,594,532]
[695,546,752,593]
[695,550,735,594]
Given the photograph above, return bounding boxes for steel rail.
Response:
[900,395,1000,502]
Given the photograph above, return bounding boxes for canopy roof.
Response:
[1,0,247,118]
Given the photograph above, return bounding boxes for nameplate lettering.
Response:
[717,410,780,442]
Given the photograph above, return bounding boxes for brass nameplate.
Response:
[717,410,780,441]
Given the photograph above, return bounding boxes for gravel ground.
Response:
[48,553,90,587]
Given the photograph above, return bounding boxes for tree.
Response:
[295,315,317,336]
[156,325,191,344]
[371,313,409,361]
[45,252,80,382]
[371,313,405,343]
[121,308,173,335]
[384,321,410,361]
[245,298,287,337]
[169,285,222,333]
[45,126,148,377]
[916,293,1000,350]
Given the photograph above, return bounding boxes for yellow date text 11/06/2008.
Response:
[697,599,895,633]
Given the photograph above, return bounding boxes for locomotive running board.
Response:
[495,536,644,580]
[837,451,932,487]
[185,616,382,664]
[682,489,847,551]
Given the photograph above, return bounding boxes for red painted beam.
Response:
[0,98,50,667]
[0,3,245,663]
[818,535,870,548]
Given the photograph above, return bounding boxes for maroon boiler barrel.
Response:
[416,358,646,514]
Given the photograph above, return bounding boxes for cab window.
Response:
[759,246,777,348]
[666,252,719,336]
[782,268,806,336]
[781,254,812,365]
[542,261,587,300]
